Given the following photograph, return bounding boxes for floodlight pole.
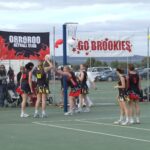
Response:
[147,27,150,101]
[53,26,56,103]
[63,24,68,112]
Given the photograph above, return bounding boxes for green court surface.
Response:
[1,104,150,150]
[0,81,150,150]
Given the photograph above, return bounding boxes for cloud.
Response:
[0,0,150,10]
[0,0,149,56]
[0,1,41,10]
[0,24,18,30]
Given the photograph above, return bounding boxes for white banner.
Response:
[68,38,133,57]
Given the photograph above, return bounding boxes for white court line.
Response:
[41,115,150,123]
[76,120,150,132]
[1,123,35,126]
[32,121,150,143]
[78,115,150,121]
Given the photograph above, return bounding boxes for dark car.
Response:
[139,68,150,80]
[96,70,118,81]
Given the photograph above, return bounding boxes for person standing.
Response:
[57,66,81,115]
[0,65,7,107]
[127,64,141,124]
[77,64,90,112]
[17,66,24,86]
[20,62,34,118]
[114,68,129,125]
[7,67,15,83]
[33,58,53,118]
[86,71,97,107]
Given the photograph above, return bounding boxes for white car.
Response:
[87,66,112,81]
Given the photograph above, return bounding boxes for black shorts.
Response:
[21,82,31,94]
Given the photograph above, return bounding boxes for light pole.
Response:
[147,27,150,101]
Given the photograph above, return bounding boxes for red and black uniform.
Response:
[118,75,127,101]
[128,73,140,100]
[21,70,31,94]
[67,72,81,97]
[34,66,49,94]
[79,71,88,94]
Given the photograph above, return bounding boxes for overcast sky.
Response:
[0,0,150,56]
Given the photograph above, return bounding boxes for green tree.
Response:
[110,60,119,68]
[141,57,150,67]
[85,58,108,67]
[110,61,128,69]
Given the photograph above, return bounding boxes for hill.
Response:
[54,55,144,65]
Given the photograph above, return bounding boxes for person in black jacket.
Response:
[17,66,24,86]
[7,67,14,83]
[0,65,7,107]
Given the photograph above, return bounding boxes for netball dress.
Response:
[79,71,88,94]
[128,73,140,100]
[118,76,127,101]
[67,72,81,97]
[35,67,49,94]
[21,70,31,94]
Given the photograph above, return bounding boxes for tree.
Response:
[110,60,119,68]
[110,61,128,69]
[72,64,80,71]
[85,58,108,67]
[141,57,150,67]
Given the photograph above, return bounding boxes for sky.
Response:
[0,0,150,56]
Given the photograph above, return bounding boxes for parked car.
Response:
[139,68,150,80]
[96,70,118,81]
[87,67,112,72]
[87,66,112,80]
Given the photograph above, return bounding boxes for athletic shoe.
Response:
[121,120,129,126]
[75,107,83,113]
[41,113,48,118]
[129,118,134,124]
[88,102,94,107]
[136,118,140,124]
[113,120,123,125]
[20,113,29,118]
[83,107,90,113]
[33,113,40,118]
[64,111,73,116]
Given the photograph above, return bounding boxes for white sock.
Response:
[78,103,82,108]
[129,117,134,121]
[21,111,24,115]
[35,110,38,114]
[87,96,93,104]
[42,110,46,114]
[126,117,129,122]
[120,115,124,121]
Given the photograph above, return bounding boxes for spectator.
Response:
[0,65,7,107]
[17,66,24,86]
[7,67,14,83]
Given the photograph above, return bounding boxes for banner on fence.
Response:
[68,37,133,57]
[0,31,50,60]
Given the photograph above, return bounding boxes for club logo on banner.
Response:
[0,31,50,60]
[68,38,133,57]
